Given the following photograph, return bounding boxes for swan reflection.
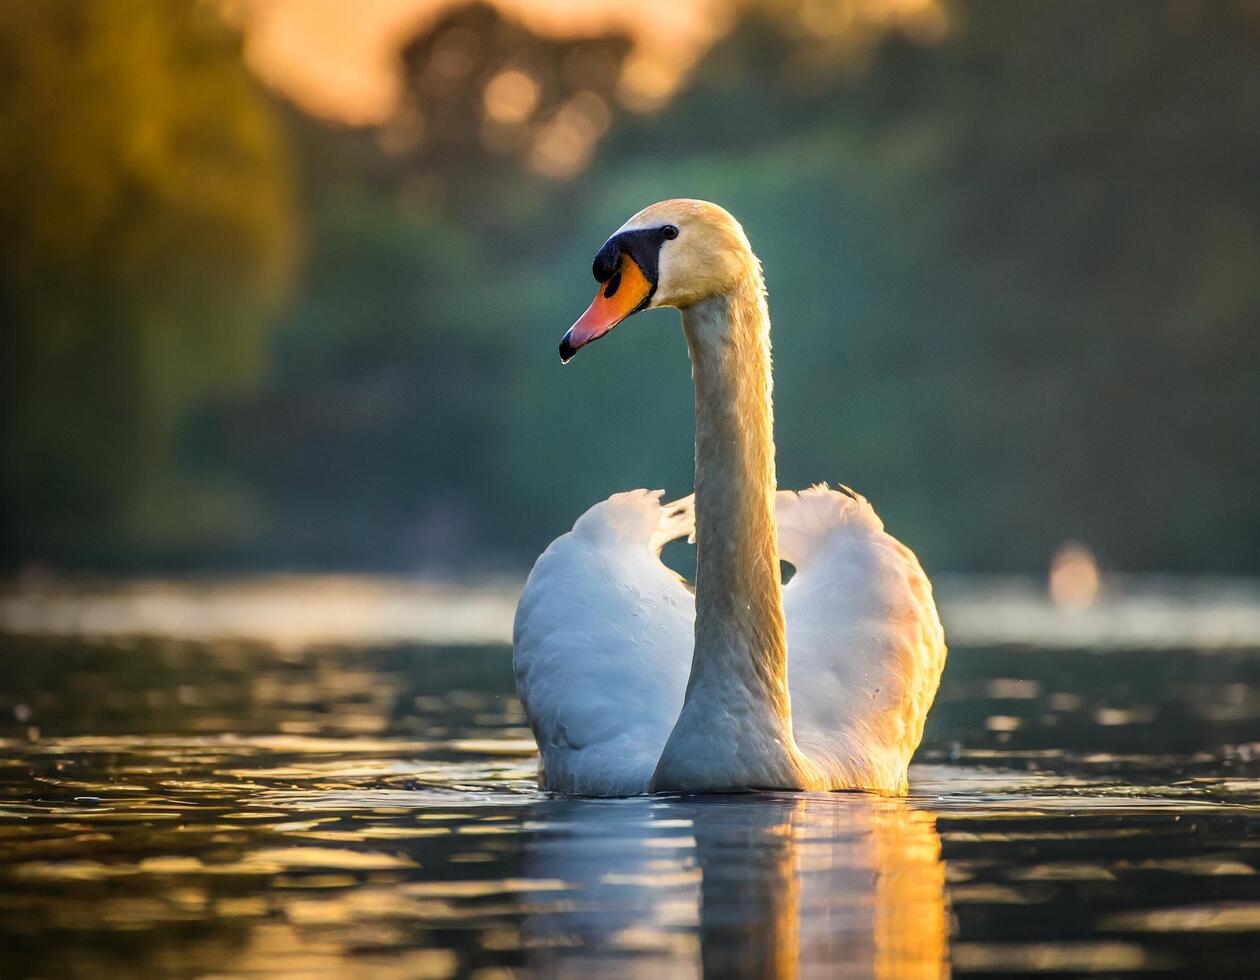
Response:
[523,792,947,978]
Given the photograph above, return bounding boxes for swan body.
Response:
[514,200,946,796]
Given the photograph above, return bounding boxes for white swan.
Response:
[514,199,946,796]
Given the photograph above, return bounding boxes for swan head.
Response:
[559,199,755,362]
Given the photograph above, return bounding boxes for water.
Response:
[2,636,1259,978]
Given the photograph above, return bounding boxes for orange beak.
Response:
[559,253,654,362]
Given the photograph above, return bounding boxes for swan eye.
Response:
[662,224,679,240]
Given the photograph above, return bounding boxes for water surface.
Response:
[2,637,1259,977]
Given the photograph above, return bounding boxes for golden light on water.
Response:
[871,804,949,979]
[5,597,1259,975]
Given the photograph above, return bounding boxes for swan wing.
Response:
[513,490,695,796]
[778,485,947,794]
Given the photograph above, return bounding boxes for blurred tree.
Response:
[4,0,1258,575]
[0,0,295,566]
[394,3,628,185]
[209,4,645,568]
[208,0,1260,574]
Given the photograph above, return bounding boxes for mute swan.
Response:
[514,199,946,796]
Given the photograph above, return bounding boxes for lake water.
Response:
[2,618,1260,976]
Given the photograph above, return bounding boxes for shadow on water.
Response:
[0,634,1258,977]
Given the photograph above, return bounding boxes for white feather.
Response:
[779,485,947,796]
[513,485,946,796]
[512,490,694,796]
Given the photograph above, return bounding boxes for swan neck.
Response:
[681,271,790,723]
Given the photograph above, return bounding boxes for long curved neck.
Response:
[681,269,791,725]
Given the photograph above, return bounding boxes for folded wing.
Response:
[778,485,947,794]
[513,490,695,796]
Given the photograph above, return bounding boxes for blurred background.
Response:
[3,0,1258,579]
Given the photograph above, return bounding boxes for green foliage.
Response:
[0,0,295,562]
[4,0,1258,573]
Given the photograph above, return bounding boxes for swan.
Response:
[513,199,946,796]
